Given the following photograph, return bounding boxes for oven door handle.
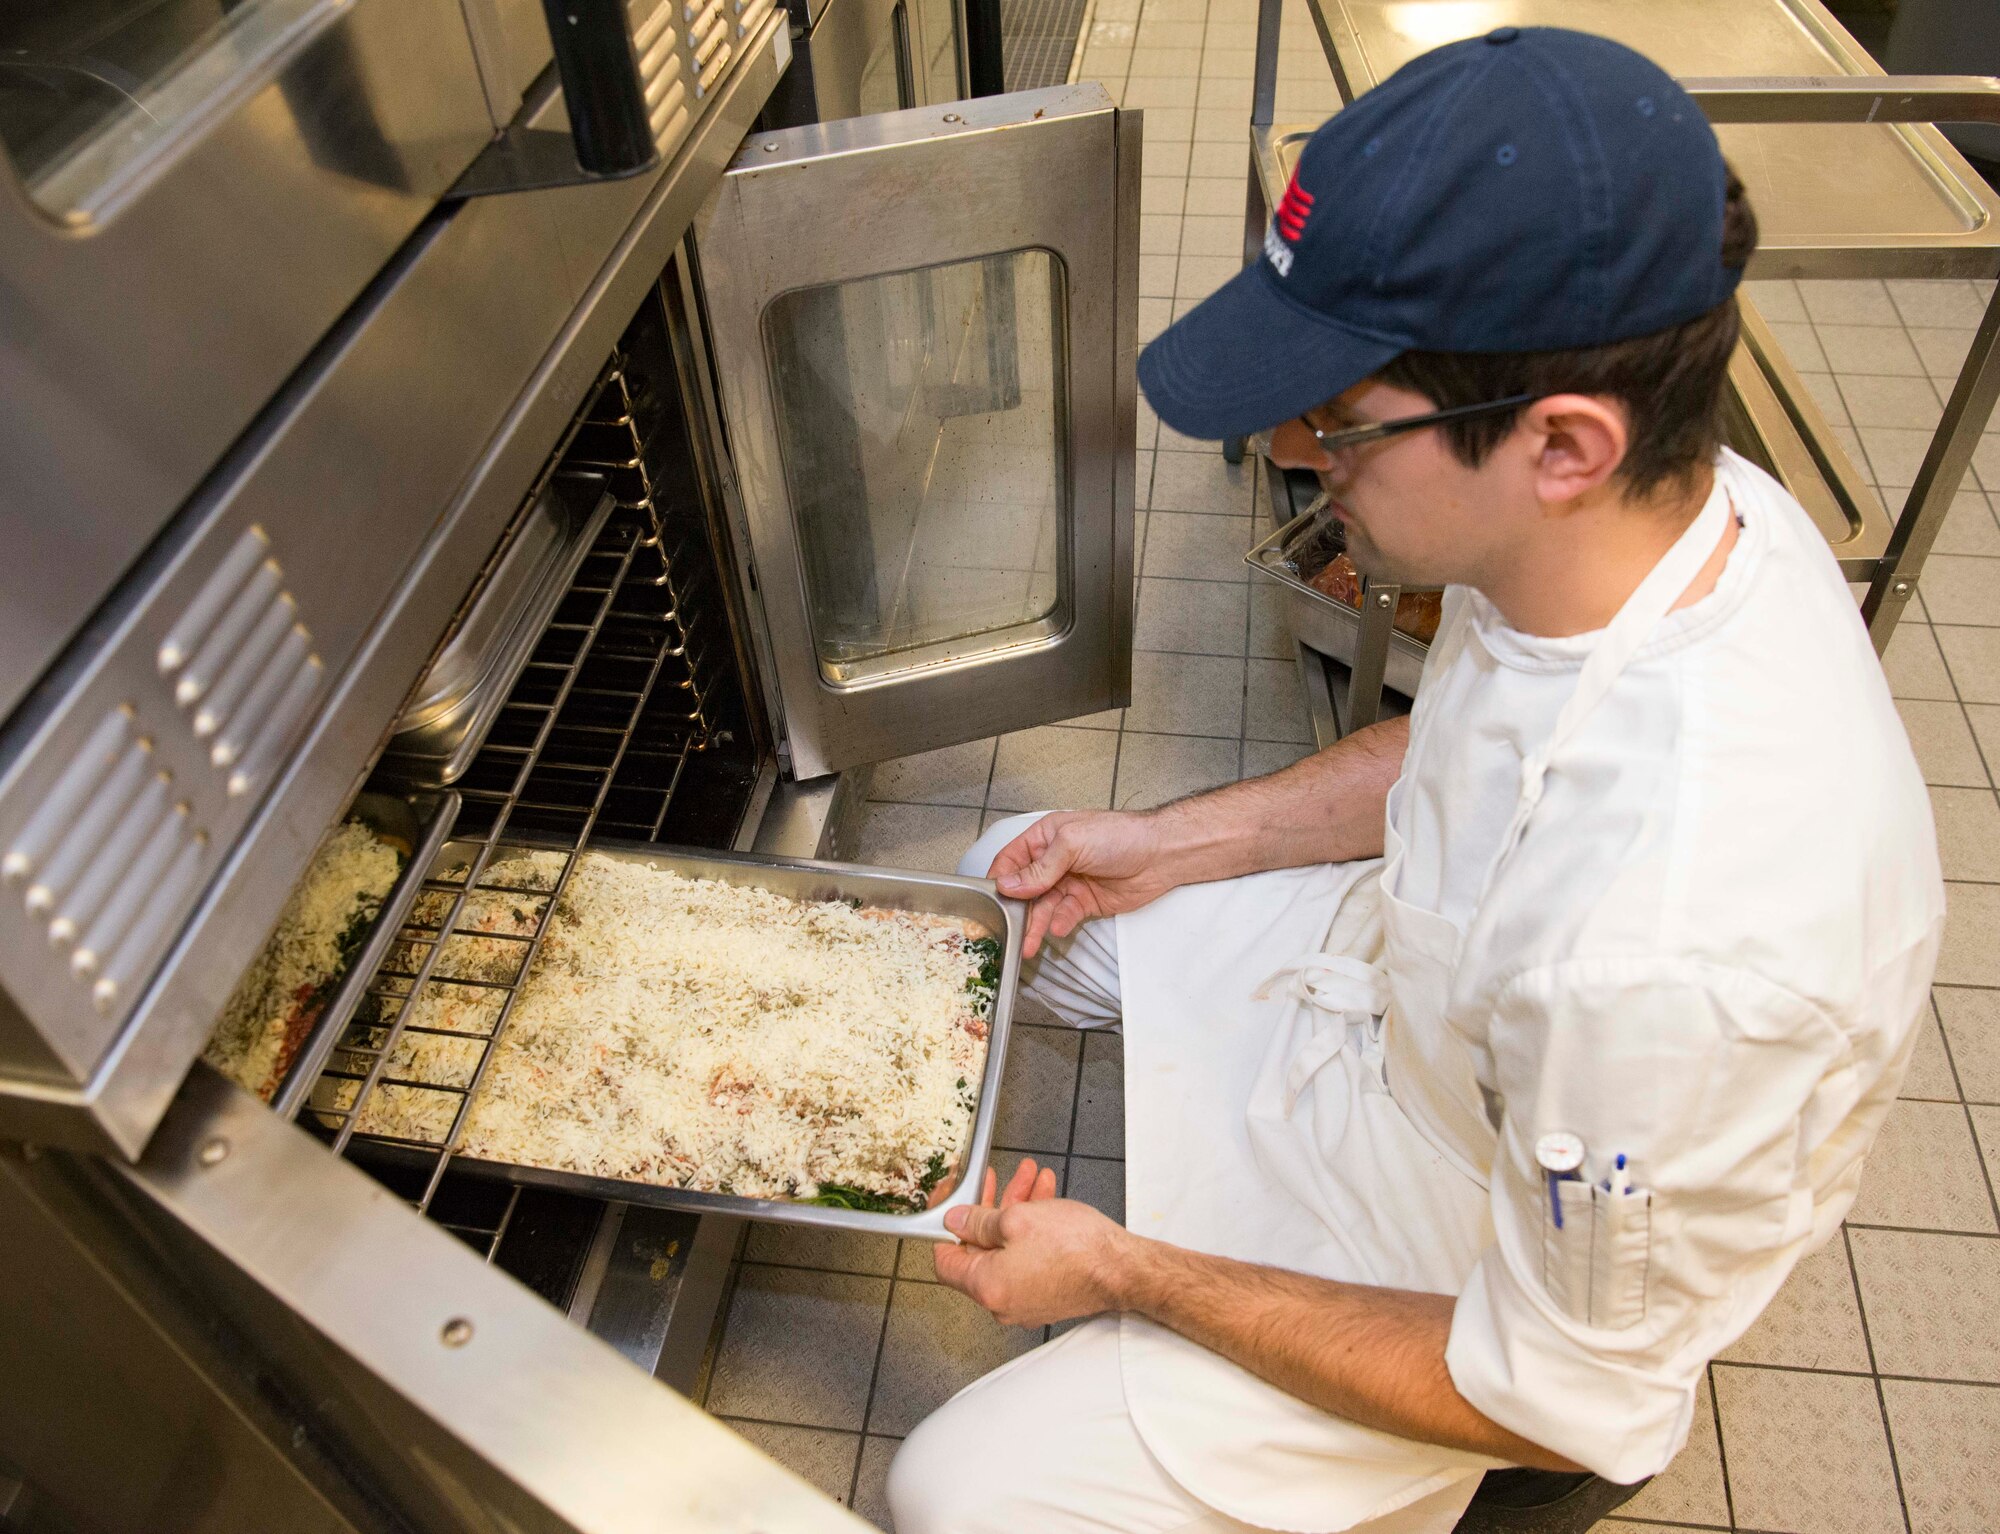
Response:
[450,0,671,198]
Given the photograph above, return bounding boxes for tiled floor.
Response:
[704,2,2000,1529]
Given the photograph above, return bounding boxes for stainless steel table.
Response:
[1240,0,2000,736]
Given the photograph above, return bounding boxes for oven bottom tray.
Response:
[343,843,1024,1241]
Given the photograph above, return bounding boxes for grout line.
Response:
[696,1255,746,1410]
[1838,1224,1914,1534]
[849,1266,900,1500]
[1706,1360,1738,1532]
[715,1410,862,1436]
[1710,1358,2000,1390]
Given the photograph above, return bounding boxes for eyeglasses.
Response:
[1295,393,1539,457]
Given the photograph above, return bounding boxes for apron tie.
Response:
[1253,954,1388,1114]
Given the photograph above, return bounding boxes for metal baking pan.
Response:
[376,474,616,787]
[381,840,1025,1241]
[1245,501,1432,697]
[268,790,461,1116]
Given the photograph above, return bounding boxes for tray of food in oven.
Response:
[307,841,1023,1239]
[1244,494,1438,697]
[203,790,459,1111]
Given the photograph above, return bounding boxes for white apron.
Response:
[1116,485,1734,1532]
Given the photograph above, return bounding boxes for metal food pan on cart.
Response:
[1245,500,1431,697]
[315,838,1026,1241]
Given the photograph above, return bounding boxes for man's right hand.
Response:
[985,811,1179,957]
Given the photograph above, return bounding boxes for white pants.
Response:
[886,816,1474,1534]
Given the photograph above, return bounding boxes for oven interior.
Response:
[259,260,770,1322]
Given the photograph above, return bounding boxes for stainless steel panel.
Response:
[1299,0,2000,279]
[0,12,795,1155]
[3,1069,872,1532]
[342,839,1023,1240]
[697,83,1139,778]
[461,0,558,125]
[382,479,618,787]
[909,0,967,104]
[0,0,495,728]
[0,1145,374,1534]
[787,0,918,122]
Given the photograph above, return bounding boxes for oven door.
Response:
[0,0,495,727]
[695,83,1138,779]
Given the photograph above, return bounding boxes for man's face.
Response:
[1266,379,1533,590]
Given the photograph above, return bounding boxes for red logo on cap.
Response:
[1275,174,1315,243]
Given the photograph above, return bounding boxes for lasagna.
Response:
[336,852,999,1213]
[204,819,406,1101]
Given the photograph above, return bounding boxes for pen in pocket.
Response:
[1535,1131,1586,1229]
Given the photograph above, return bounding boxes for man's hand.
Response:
[981,717,1411,957]
[932,1158,1134,1327]
[986,811,1179,957]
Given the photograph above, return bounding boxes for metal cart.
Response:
[1235,0,2000,739]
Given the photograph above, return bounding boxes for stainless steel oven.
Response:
[0,9,1139,1523]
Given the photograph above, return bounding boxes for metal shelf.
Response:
[1244,0,2000,738]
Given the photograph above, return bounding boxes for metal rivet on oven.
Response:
[441,1317,475,1348]
[197,1137,230,1167]
[1375,591,1393,607]
[943,112,962,122]
[762,142,778,152]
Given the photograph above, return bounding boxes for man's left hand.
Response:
[933,1158,1134,1327]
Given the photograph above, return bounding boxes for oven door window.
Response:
[765,248,1070,687]
[0,0,336,216]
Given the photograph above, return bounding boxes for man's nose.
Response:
[1266,418,1339,478]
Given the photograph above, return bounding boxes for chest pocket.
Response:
[1543,1178,1653,1330]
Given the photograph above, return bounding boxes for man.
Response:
[887,26,1943,1534]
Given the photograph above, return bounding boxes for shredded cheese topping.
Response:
[347,853,994,1207]
[205,820,403,1101]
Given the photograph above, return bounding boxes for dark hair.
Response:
[1375,169,1759,501]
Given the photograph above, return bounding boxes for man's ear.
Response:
[1523,394,1628,505]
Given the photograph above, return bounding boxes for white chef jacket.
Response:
[1109,448,1943,1523]
[1428,450,1945,1478]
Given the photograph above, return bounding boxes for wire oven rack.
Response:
[292,346,726,1255]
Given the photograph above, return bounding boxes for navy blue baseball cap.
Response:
[1137,27,1744,440]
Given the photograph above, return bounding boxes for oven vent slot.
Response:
[630,0,694,145]
[2,705,209,1015]
[155,523,327,798]
[733,0,775,45]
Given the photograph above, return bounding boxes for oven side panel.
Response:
[0,1153,375,1534]
[0,17,797,1155]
